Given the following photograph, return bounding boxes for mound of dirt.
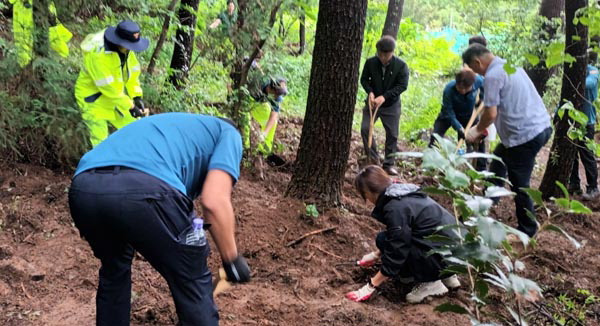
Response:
[0,120,599,325]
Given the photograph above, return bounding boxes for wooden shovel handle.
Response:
[456,98,485,152]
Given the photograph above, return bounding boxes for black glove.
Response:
[223,255,251,283]
[129,97,145,118]
[457,128,465,140]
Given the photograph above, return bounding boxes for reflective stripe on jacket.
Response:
[74,30,143,118]
[10,0,72,67]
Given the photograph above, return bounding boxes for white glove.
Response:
[466,126,484,144]
[345,282,376,302]
[258,131,266,143]
[357,251,380,267]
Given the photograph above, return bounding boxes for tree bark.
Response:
[286,0,368,206]
[381,0,404,39]
[298,11,305,54]
[229,0,283,124]
[148,0,179,75]
[539,0,587,199]
[168,0,200,89]
[525,0,564,97]
[33,0,51,58]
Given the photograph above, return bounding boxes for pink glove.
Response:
[345,282,376,302]
[357,251,380,267]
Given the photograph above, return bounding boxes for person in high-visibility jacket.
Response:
[243,77,288,155]
[75,20,150,147]
[9,0,72,67]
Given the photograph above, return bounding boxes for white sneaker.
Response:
[441,275,461,289]
[406,280,448,303]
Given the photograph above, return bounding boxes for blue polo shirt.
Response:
[438,75,484,131]
[585,64,599,125]
[74,113,243,199]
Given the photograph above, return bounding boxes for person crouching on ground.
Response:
[346,165,460,304]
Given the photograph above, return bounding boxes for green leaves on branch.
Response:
[524,53,540,66]
[434,303,469,315]
[552,181,592,215]
[542,224,582,249]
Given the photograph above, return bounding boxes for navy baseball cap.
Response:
[104,20,149,52]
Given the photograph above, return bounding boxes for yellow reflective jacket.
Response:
[9,0,72,67]
[74,31,143,119]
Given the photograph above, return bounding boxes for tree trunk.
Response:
[286,0,368,206]
[148,0,179,75]
[525,0,564,97]
[278,13,285,37]
[33,0,51,58]
[539,0,587,199]
[298,11,305,54]
[229,0,283,125]
[168,0,200,89]
[381,0,404,38]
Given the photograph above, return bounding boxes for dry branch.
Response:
[286,227,337,247]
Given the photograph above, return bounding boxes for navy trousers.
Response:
[570,125,598,191]
[428,116,487,171]
[489,127,552,237]
[68,166,218,326]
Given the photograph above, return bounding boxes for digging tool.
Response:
[456,93,485,153]
[367,99,381,151]
[212,267,231,296]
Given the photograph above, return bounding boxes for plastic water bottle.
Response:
[184,218,206,246]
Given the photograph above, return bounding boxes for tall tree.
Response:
[287,0,368,206]
[525,0,565,97]
[381,0,404,38]
[228,0,283,124]
[539,0,588,198]
[298,11,306,54]
[148,0,179,75]
[168,0,200,88]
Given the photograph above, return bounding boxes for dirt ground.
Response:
[0,121,599,325]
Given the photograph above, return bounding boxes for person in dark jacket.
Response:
[429,68,487,170]
[360,36,410,176]
[345,165,460,304]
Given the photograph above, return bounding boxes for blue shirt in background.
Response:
[438,75,484,131]
[75,113,243,199]
[585,64,599,125]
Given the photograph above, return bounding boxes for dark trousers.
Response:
[429,116,487,171]
[361,100,401,168]
[375,232,446,283]
[68,167,218,326]
[489,127,552,237]
[570,125,598,191]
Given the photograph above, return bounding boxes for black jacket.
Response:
[360,56,409,108]
[372,184,457,278]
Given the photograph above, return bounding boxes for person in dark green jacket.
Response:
[360,36,410,176]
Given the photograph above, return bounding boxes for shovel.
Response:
[367,100,382,164]
[212,267,231,297]
[456,93,485,154]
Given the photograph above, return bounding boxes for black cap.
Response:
[104,20,149,52]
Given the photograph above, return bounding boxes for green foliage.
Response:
[550,289,599,325]
[0,49,89,166]
[556,102,600,157]
[399,134,589,325]
[304,203,319,218]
